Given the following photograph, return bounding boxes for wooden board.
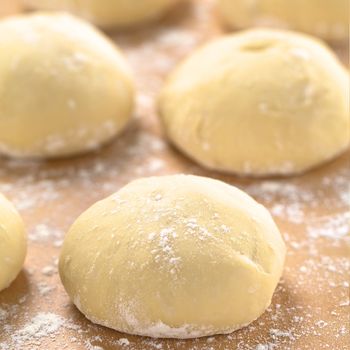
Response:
[0,1,349,349]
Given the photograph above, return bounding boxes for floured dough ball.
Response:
[218,0,349,41]
[22,0,179,28]
[59,174,285,338]
[0,194,26,292]
[0,13,134,159]
[159,29,349,176]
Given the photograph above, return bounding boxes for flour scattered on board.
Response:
[0,313,65,350]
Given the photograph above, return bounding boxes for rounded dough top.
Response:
[59,174,285,338]
[22,0,179,28]
[218,0,349,41]
[0,12,134,159]
[0,194,26,292]
[159,29,349,176]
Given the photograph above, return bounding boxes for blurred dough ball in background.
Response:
[218,0,349,41]
[0,194,26,292]
[22,0,180,28]
[59,174,285,338]
[0,13,134,159]
[159,29,349,177]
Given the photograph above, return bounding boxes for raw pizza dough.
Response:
[0,194,26,292]
[159,29,349,176]
[22,0,179,28]
[218,0,349,41]
[59,174,285,338]
[0,13,134,159]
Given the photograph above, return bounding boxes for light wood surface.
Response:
[0,1,349,349]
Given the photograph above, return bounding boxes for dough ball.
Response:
[159,29,349,176]
[22,0,179,28]
[218,0,349,41]
[59,174,285,338]
[0,194,26,292]
[0,13,134,159]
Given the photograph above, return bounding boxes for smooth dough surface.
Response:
[159,29,349,176]
[0,13,134,159]
[59,174,285,338]
[0,194,26,292]
[22,0,179,28]
[218,0,349,41]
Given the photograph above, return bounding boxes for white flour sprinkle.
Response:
[150,227,182,275]
[307,212,350,239]
[11,313,65,347]
[117,338,130,346]
[37,282,55,296]
[0,308,8,322]
[41,265,56,276]
[29,224,63,243]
